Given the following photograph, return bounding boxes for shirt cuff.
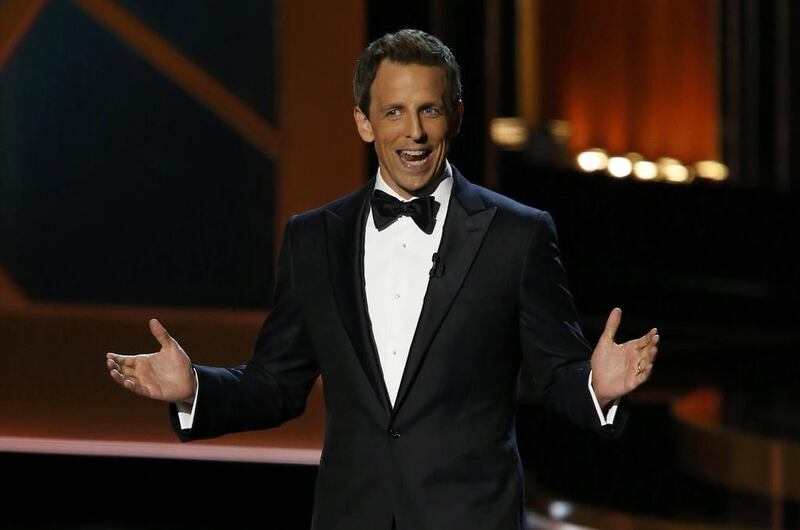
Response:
[176,369,199,430]
[588,370,619,426]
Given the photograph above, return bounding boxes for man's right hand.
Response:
[106,318,196,403]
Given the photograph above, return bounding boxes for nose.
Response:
[405,114,427,143]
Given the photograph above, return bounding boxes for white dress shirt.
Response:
[364,164,453,406]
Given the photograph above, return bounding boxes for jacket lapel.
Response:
[392,169,498,415]
[325,180,393,414]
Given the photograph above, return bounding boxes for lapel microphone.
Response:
[429,252,445,278]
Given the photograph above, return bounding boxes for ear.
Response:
[354,106,375,143]
[448,99,464,137]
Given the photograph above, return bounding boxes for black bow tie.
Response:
[371,189,440,234]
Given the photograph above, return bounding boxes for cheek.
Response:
[430,124,451,145]
[374,140,393,158]
[434,135,449,153]
[374,129,399,149]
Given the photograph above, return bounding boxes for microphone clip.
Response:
[429,252,445,278]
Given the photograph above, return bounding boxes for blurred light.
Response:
[490,117,528,150]
[607,156,633,178]
[695,160,729,181]
[657,157,694,184]
[656,157,679,170]
[548,500,574,520]
[633,160,658,180]
[657,157,692,183]
[576,149,719,185]
[664,164,691,183]
[576,148,608,172]
[547,120,571,142]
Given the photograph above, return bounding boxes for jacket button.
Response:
[388,429,401,439]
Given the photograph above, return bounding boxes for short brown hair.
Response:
[353,29,462,116]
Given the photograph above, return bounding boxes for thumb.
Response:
[600,307,622,344]
[149,318,174,349]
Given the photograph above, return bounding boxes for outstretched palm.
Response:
[106,319,195,403]
[590,308,659,407]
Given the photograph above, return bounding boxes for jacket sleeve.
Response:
[170,215,320,440]
[518,210,626,436]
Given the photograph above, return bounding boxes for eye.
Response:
[422,106,441,117]
[385,108,401,118]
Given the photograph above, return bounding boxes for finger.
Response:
[633,335,650,349]
[643,335,659,360]
[634,356,647,375]
[149,318,174,349]
[106,358,121,374]
[641,362,654,380]
[109,368,130,388]
[109,367,139,384]
[636,354,656,381]
[107,357,137,377]
[106,352,135,367]
[600,307,622,343]
[633,328,658,349]
[109,369,152,397]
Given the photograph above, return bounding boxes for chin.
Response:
[403,180,432,195]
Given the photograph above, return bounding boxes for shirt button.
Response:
[392,350,397,355]
[393,294,400,300]
[388,429,401,439]
[401,243,407,248]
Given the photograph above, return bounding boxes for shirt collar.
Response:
[375,161,453,211]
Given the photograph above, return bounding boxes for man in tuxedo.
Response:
[106,29,659,530]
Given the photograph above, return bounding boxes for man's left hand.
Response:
[590,307,659,408]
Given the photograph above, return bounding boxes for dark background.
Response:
[2,0,800,528]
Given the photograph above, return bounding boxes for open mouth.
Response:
[397,149,432,167]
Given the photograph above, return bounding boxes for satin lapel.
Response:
[392,170,498,415]
[325,181,392,414]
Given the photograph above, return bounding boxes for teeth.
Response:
[398,149,431,166]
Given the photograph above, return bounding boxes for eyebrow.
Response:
[380,101,442,111]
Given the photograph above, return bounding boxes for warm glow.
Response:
[576,148,608,172]
[490,117,528,150]
[664,164,691,183]
[575,150,719,185]
[657,157,692,183]
[547,120,571,142]
[542,1,718,172]
[695,160,729,181]
[607,156,632,178]
[633,160,658,180]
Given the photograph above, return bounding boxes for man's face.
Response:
[354,60,463,198]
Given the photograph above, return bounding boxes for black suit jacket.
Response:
[171,168,625,530]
